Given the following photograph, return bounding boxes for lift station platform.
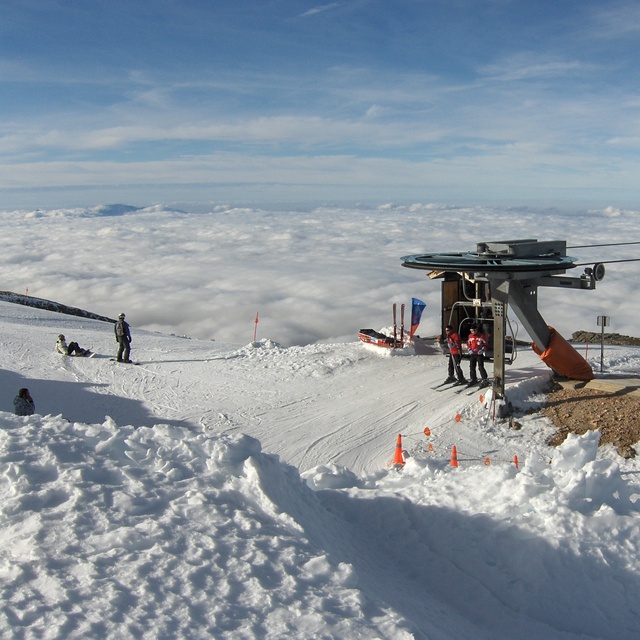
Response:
[401,239,604,402]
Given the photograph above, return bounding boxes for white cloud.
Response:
[592,3,640,38]
[479,55,590,83]
[1,204,637,347]
[299,3,340,18]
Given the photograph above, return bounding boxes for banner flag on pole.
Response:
[410,298,426,339]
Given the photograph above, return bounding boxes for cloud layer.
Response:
[2,203,638,346]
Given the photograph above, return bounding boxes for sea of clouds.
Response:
[3,203,637,346]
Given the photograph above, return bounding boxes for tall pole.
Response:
[597,315,610,373]
[491,298,507,398]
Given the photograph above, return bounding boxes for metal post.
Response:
[490,299,507,398]
[597,315,610,373]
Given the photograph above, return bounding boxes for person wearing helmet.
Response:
[114,313,132,363]
[466,324,489,386]
[56,334,91,357]
[443,325,466,385]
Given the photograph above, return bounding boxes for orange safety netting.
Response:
[531,326,594,381]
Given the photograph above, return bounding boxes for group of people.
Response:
[54,313,132,361]
[13,312,133,416]
[444,323,490,387]
[13,314,490,418]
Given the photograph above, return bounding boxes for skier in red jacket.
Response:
[444,325,466,385]
[467,324,489,386]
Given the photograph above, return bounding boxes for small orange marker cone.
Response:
[484,457,491,465]
[392,434,405,466]
[513,455,519,469]
[450,445,459,467]
[454,413,461,423]
[424,427,431,437]
[428,443,434,452]
[479,394,484,403]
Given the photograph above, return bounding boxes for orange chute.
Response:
[531,326,594,381]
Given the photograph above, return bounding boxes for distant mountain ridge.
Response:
[0,291,114,323]
[22,204,189,218]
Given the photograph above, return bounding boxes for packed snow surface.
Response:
[1,300,640,639]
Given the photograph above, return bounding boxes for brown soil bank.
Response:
[541,331,640,459]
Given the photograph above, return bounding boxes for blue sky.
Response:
[2,0,640,208]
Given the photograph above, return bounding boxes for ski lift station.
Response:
[401,239,605,406]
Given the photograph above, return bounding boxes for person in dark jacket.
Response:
[114,313,132,363]
[14,388,35,416]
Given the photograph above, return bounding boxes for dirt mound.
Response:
[536,332,640,458]
[543,384,640,459]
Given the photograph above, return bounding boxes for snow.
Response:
[2,299,640,639]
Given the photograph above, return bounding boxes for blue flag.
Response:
[410,298,426,338]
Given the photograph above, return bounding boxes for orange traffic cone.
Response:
[392,434,405,466]
[450,445,459,467]
[428,443,435,453]
[424,427,431,437]
[513,455,519,469]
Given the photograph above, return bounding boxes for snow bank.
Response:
[0,413,414,638]
[3,408,640,639]
[1,300,640,638]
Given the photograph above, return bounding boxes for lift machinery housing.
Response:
[401,239,604,402]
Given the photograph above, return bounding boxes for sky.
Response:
[2,1,640,209]
[1,298,640,638]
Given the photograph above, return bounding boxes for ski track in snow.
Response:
[1,300,551,477]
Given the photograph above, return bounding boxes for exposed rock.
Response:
[571,331,640,346]
[616,445,636,459]
[0,291,114,324]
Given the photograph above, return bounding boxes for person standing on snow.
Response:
[114,313,132,363]
[14,388,35,416]
[444,325,466,385]
[466,324,489,386]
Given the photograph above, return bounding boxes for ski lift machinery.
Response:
[447,297,518,365]
[401,239,605,407]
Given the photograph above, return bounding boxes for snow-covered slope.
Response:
[1,301,640,639]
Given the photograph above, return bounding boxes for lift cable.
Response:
[568,241,640,249]
[574,258,640,267]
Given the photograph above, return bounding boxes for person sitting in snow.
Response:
[56,334,91,357]
[14,388,35,416]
